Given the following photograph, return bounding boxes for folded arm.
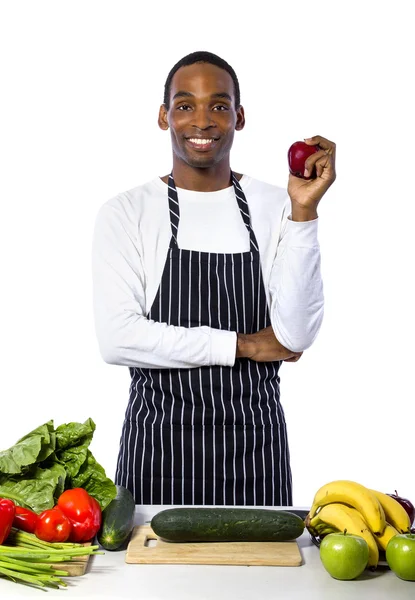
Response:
[91,202,237,369]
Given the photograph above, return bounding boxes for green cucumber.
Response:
[97,485,135,550]
[151,507,304,542]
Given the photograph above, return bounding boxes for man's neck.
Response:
[161,163,242,191]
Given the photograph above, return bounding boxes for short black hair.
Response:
[163,51,241,111]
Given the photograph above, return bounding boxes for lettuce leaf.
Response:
[55,418,95,451]
[68,450,117,510]
[54,419,96,479]
[0,421,55,475]
[0,463,67,513]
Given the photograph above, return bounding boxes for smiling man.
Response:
[92,51,336,507]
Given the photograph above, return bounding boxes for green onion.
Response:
[7,528,82,549]
[0,529,104,590]
[0,557,68,576]
[0,564,67,588]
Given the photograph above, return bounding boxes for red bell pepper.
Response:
[57,488,102,543]
[35,507,71,543]
[0,498,16,544]
[13,506,39,534]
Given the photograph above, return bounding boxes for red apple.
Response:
[387,491,415,525]
[288,141,320,180]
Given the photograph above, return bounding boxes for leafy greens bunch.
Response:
[0,418,116,513]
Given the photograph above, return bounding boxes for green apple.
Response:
[319,532,369,580]
[386,533,415,581]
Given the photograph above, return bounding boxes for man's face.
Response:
[159,62,245,169]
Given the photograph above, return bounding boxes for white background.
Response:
[1,0,414,509]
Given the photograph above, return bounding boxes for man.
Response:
[92,51,336,507]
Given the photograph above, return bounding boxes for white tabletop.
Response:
[1,506,414,599]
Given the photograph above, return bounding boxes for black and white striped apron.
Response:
[115,171,292,506]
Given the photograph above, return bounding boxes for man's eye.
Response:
[176,104,229,111]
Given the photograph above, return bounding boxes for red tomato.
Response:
[35,507,71,543]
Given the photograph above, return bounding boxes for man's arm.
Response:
[269,135,336,352]
[232,185,324,360]
[91,201,237,369]
[235,135,336,361]
[267,213,324,352]
[234,225,322,361]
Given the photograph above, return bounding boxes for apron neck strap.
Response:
[167,173,180,248]
[230,172,259,252]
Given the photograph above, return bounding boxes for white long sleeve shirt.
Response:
[91,174,324,369]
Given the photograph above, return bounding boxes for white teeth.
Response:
[188,138,216,145]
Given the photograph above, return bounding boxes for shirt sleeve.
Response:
[91,201,237,369]
[268,203,324,352]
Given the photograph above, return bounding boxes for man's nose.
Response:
[191,107,216,129]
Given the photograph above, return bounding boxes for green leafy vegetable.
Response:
[69,450,117,510]
[0,464,66,513]
[0,419,116,513]
[0,421,55,475]
[54,419,96,479]
[55,418,95,452]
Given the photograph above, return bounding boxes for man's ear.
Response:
[158,104,169,130]
[235,105,245,131]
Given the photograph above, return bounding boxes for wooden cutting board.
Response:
[125,525,302,566]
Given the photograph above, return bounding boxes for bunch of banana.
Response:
[308,503,380,567]
[306,480,412,568]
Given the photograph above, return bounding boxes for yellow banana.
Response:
[316,503,379,568]
[314,523,337,536]
[307,514,320,530]
[309,480,386,535]
[307,515,336,537]
[369,489,411,533]
[374,522,399,551]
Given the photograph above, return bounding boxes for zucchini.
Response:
[97,485,135,550]
[151,507,304,542]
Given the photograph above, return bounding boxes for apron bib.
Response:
[115,172,292,506]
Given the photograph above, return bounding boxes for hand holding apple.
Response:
[287,135,336,222]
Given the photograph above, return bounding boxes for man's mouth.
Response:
[185,137,219,151]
